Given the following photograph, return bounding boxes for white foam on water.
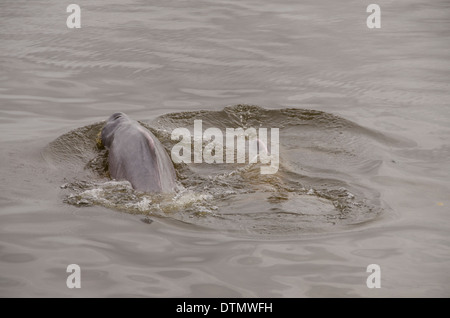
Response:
[125,197,153,212]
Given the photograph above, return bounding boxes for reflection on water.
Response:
[1,0,450,297]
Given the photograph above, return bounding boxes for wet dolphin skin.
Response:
[101,112,177,193]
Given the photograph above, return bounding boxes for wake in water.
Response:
[44,105,389,237]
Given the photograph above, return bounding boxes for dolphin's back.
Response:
[101,113,176,193]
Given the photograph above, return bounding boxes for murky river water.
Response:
[1,0,449,297]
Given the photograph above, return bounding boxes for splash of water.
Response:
[47,105,386,236]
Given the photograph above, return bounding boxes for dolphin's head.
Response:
[108,112,129,123]
[101,112,131,149]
